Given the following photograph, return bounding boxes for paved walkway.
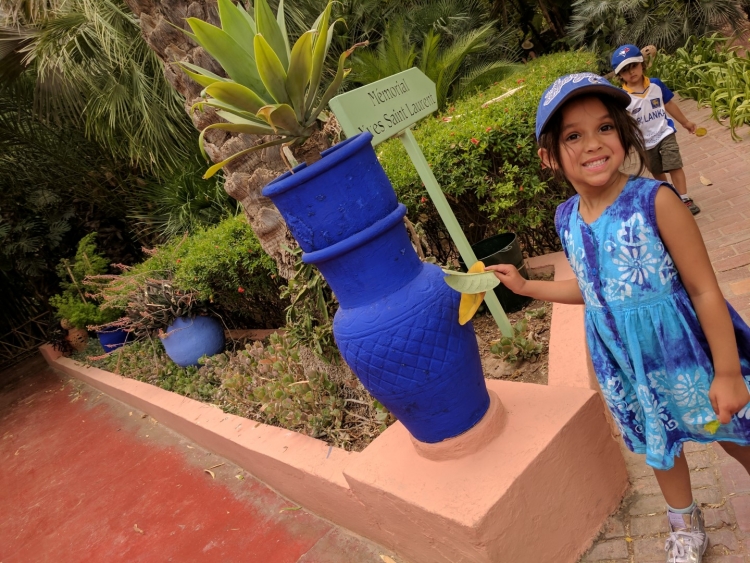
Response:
[581,97,750,562]
[0,355,398,563]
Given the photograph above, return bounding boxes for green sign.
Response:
[329,68,438,146]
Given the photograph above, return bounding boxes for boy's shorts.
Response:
[645,133,683,175]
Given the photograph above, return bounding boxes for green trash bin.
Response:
[459,233,531,313]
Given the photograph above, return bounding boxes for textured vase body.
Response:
[263,132,489,443]
[161,316,225,368]
[97,328,131,352]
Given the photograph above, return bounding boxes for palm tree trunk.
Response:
[123,0,317,279]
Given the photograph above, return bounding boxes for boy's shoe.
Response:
[664,505,708,563]
[683,197,701,215]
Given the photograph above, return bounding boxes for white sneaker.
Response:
[664,505,708,563]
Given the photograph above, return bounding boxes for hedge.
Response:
[116,215,285,329]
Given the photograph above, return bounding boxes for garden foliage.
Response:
[80,332,391,450]
[650,34,750,140]
[350,7,518,111]
[279,247,339,363]
[49,233,120,328]
[490,313,544,363]
[96,216,285,334]
[568,0,748,54]
[377,51,594,257]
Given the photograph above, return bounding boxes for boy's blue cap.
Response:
[611,44,643,74]
[535,72,631,140]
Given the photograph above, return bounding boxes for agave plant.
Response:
[181,0,363,179]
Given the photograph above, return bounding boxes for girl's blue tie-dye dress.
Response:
[555,175,750,470]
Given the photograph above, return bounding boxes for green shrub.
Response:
[377,51,595,258]
[50,233,121,329]
[490,315,543,363]
[279,247,339,363]
[649,34,750,141]
[98,216,285,331]
[49,294,119,329]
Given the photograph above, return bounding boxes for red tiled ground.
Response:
[0,357,396,563]
[581,98,750,562]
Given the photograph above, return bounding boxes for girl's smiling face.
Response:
[543,95,626,193]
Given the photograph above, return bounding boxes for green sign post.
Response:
[329,68,512,336]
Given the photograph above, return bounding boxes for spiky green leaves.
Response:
[180,0,362,178]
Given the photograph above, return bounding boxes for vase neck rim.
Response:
[261,132,374,199]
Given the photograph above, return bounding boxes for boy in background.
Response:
[612,44,700,215]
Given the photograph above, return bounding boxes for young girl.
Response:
[486,73,750,563]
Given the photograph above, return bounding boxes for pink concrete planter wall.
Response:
[40,253,627,563]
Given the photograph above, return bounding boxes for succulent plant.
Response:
[180,0,364,178]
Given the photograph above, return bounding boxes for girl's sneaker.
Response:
[664,505,708,562]
[684,197,701,215]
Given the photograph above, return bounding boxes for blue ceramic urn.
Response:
[96,327,131,352]
[262,132,489,444]
[160,315,225,368]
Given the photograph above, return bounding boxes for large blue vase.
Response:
[160,315,225,368]
[262,132,489,444]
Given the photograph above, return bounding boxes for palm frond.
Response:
[454,60,517,99]
[18,0,196,175]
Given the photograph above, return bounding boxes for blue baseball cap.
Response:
[611,44,643,74]
[535,72,631,140]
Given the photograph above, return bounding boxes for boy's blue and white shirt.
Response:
[622,77,676,149]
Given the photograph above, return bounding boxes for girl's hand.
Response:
[685,121,697,134]
[485,264,527,295]
[709,374,750,424]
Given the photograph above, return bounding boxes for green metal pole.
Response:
[398,128,512,337]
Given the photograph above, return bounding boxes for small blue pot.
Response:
[97,328,131,352]
[160,316,225,367]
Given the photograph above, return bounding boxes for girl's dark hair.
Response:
[537,94,646,184]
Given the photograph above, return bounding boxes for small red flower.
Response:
[516,79,525,84]
[238,287,245,293]
[504,108,509,113]
[420,197,427,204]
[176,259,181,263]
[470,138,479,145]
[519,186,524,191]
[486,127,492,132]
[450,132,455,136]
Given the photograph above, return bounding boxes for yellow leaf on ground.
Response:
[700,174,713,186]
[204,469,215,479]
[695,127,707,137]
[458,261,487,325]
[133,524,144,534]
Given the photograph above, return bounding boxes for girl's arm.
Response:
[656,186,750,423]
[485,264,584,305]
[664,100,697,134]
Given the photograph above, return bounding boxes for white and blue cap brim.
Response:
[535,72,632,141]
[614,55,644,75]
